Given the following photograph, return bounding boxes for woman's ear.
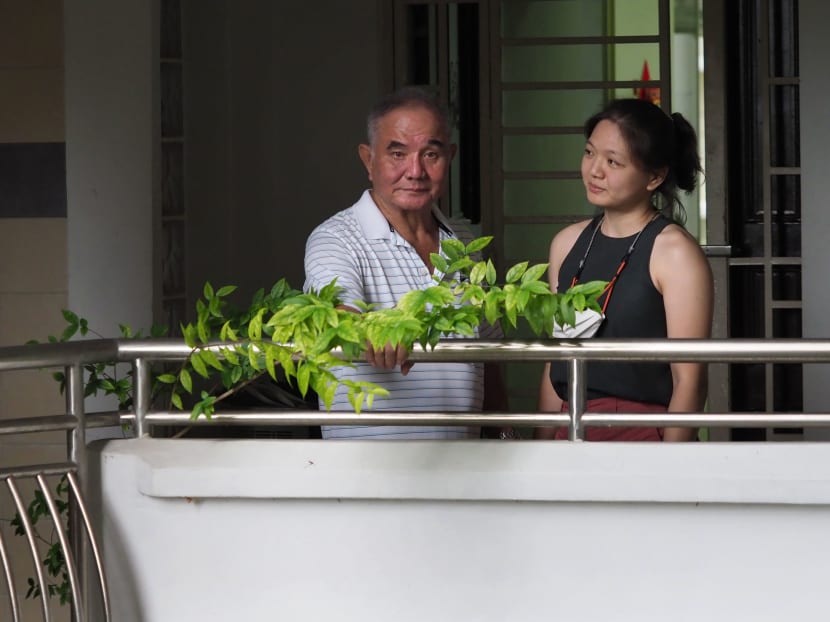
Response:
[647,167,669,191]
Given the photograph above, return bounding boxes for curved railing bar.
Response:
[65,471,111,622]
[0,520,21,622]
[5,476,51,622]
[36,474,84,622]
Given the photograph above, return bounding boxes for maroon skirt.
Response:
[554,396,666,442]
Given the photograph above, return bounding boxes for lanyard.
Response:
[569,213,660,314]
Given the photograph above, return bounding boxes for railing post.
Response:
[133,357,151,438]
[66,362,87,621]
[567,358,587,441]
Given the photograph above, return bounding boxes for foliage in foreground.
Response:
[33,237,606,419]
[154,236,607,417]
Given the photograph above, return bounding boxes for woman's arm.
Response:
[653,226,714,442]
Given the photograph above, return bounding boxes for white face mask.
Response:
[553,308,605,339]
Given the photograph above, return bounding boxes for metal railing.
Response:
[116,337,830,440]
[2,336,830,620]
[0,339,119,622]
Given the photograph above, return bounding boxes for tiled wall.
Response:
[1,2,71,617]
[0,0,68,339]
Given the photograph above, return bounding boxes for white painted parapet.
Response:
[88,439,830,621]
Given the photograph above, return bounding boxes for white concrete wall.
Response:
[64,0,158,336]
[90,438,830,621]
[801,1,830,440]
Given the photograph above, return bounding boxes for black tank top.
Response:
[549,214,673,406]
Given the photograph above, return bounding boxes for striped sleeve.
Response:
[303,226,365,309]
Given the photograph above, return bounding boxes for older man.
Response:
[303,86,507,439]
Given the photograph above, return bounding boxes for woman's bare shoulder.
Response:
[653,222,706,259]
[549,218,596,291]
[551,218,594,253]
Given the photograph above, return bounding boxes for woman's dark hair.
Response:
[366,86,452,148]
[584,98,702,223]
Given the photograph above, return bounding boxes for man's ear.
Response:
[358,144,373,177]
[647,166,668,192]
[449,143,458,161]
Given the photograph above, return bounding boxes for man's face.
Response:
[359,104,456,215]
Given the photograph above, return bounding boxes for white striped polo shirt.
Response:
[303,190,499,439]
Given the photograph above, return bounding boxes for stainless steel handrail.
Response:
[5,337,830,436]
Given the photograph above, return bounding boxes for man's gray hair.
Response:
[366,85,453,147]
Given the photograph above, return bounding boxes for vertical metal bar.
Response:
[133,357,151,438]
[659,0,672,111]
[0,519,21,622]
[65,363,86,622]
[702,0,732,440]
[489,0,504,272]
[65,471,111,622]
[758,0,775,434]
[66,363,86,482]
[36,474,84,622]
[567,358,587,441]
[5,476,51,622]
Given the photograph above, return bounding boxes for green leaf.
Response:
[182,324,198,349]
[265,347,277,380]
[200,348,224,371]
[220,346,239,366]
[521,263,548,284]
[521,280,551,295]
[190,351,209,378]
[465,236,493,254]
[431,253,449,274]
[505,261,528,284]
[171,392,183,410]
[203,282,215,300]
[440,238,465,260]
[197,318,209,345]
[216,285,237,297]
[297,363,311,396]
[61,309,79,324]
[248,309,264,341]
[469,262,487,285]
[485,259,497,286]
[179,368,193,393]
[60,325,78,342]
[248,345,262,371]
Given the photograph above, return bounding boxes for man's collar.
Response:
[354,189,455,241]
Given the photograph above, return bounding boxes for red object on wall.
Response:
[635,60,661,106]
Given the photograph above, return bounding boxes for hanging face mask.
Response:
[553,308,605,339]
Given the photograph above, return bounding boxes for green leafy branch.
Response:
[27,310,169,411]
[158,236,607,418]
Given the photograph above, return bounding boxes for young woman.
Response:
[536,98,714,442]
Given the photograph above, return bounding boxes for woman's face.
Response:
[581,119,664,212]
